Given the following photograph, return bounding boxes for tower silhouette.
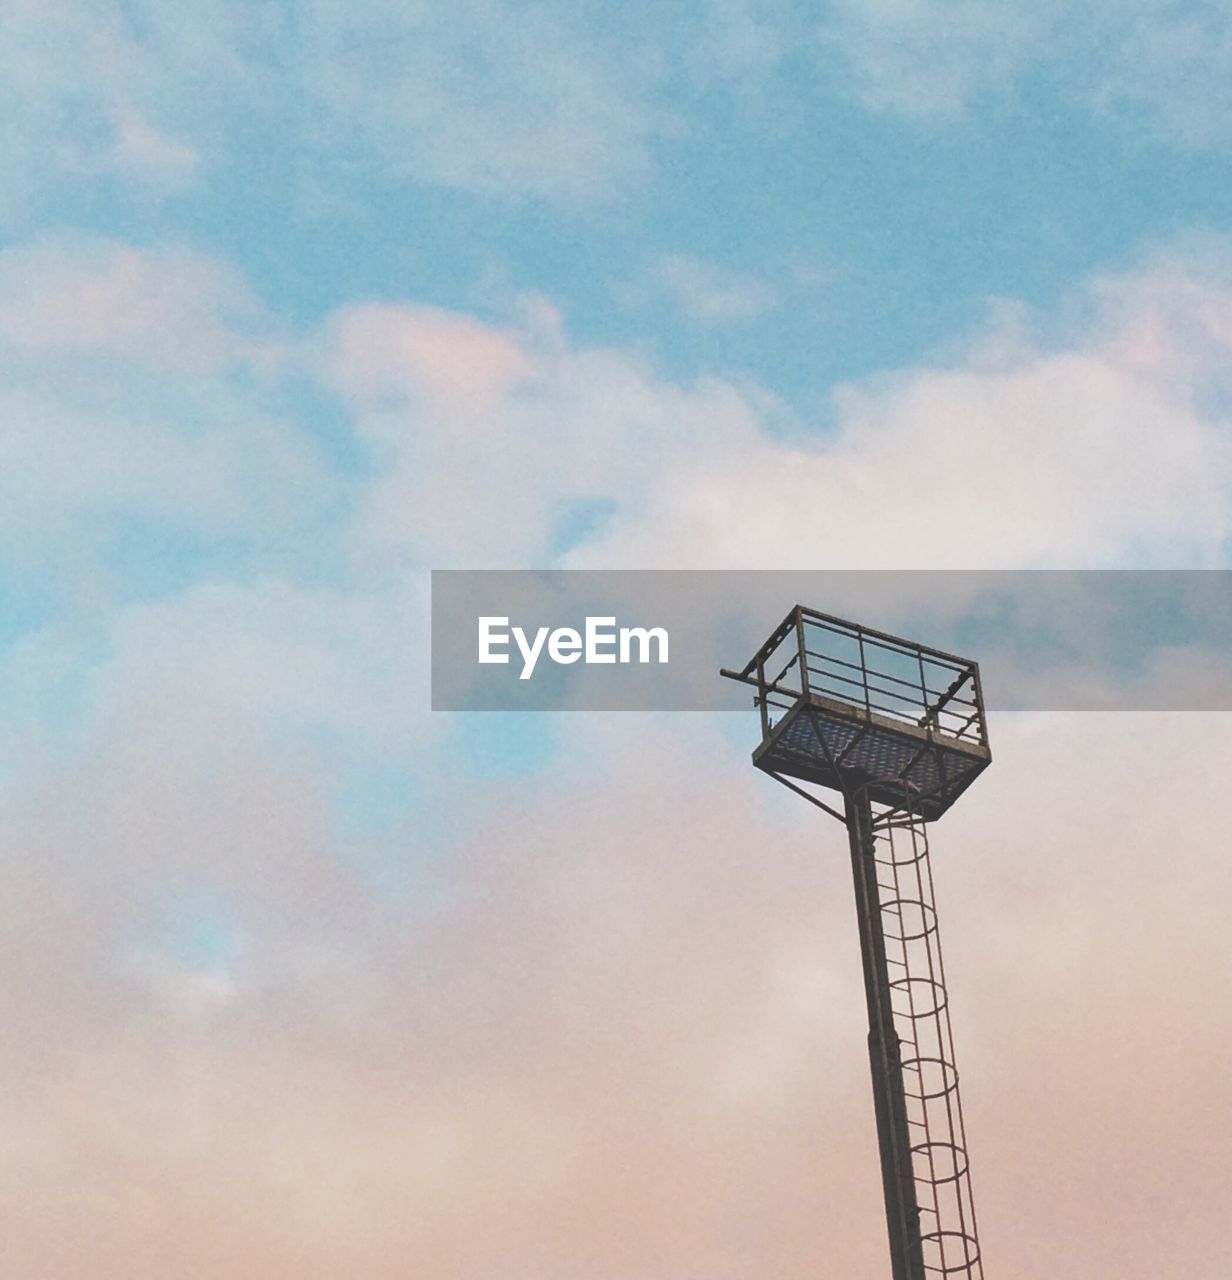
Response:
[723,605,990,1279]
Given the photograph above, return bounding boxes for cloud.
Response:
[685,0,793,92]
[3,692,1231,1276]
[0,1,203,224]
[0,679,879,1278]
[4,232,1232,1275]
[570,246,1232,569]
[1088,2,1232,148]
[321,303,533,415]
[651,253,778,324]
[0,235,328,594]
[0,235,275,374]
[316,299,766,566]
[304,239,1232,577]
[0,1,667,219]
[818,0,1232,147]
[819,0,1045,120]
[299,0,666,202]
[7,0,1232,234]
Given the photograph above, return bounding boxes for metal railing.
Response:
[740,607,987,751]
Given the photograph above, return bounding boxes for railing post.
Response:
[794,607,809,697]
[756,658,769,737]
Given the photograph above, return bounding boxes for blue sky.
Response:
[5,0,1232,909]
[8,1,1232,414]
[3,4,1232,1277]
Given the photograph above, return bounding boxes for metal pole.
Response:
[846,789,925,1280]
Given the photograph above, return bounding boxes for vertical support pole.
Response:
[971,661,988,750]
[857,631,871,720]
[846,789,925,1280]
[756,658,769,738]
[794,607,810,696]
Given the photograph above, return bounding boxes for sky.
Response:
[2,2,1232,1277]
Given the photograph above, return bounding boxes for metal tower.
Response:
[722,605,991,1280]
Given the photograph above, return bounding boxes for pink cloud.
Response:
[3,236,1232,1279]
[0,236,271,374]
[323,303,534,416]
[2,702,1231,1278]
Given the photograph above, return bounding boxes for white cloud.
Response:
[0,235,327,591]
[300,0,666,202]
[652,253,778,324]
[0,1,203,224]
[818,0,1232,146]
[7,230,1228,617]
[2,232,1232,1275]
[819,0,1045,119]
[320,241,1232,573]
[682,0,796,94]
[0,0,658,218]
[5,0,1232,232]
[1088,2,1232,148]
[0,235,275,374]
[572,248,1232,569]
[313,293,768,566]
